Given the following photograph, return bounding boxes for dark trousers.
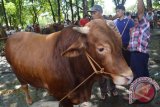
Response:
[122,48,131,66]
[130,51,149,80]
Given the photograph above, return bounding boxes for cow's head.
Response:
[62,19,133,85]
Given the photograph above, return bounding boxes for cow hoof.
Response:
[100,94,106,100]
[26,98,33,105]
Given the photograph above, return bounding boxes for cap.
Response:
[88,5,103,14]
[116,4,125,11]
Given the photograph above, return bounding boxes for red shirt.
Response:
[79,18,89,26]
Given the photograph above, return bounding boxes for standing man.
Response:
[88,5,119,100]
[79,15,90,26]
[128,0,150,79]
[114,4,134,66]
[88,5,120,34]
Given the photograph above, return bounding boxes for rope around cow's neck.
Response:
[59,51,130,103]
[86,52,131,79]
[59,52,103,103]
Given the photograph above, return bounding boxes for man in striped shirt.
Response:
[128,0,150,79]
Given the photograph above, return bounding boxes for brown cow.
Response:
[5,19,133,107]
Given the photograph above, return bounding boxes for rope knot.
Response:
[96,68,104,74]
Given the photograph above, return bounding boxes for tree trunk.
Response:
[113,0,118,6]
[32,6,37,24]
[31,0,39,24]
[18,0,23,27]
[113,0,126,6]
[0,26,7,38]
[146,0,152,11]
[82,0,88,17]
[122,0,126,5]
[31,0,36,24]
[91,0,94,7]
[64,1,67,20]
[69,0,74,22]
[57,0,61,23]
[76,0,80,20]
[1,0,9,29]
[48,0,56,23]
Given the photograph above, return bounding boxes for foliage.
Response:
[126,3,137,13]
[0,2,4,22]
[94,0,104,6]
[5,2,16,16]
[153,0,160,9]
[0,0,132,29]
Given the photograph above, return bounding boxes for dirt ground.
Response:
[0,29,160,107]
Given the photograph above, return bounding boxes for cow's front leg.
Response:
[21,84,32,105]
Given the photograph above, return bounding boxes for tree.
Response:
[146,0,152,10]
[91,0,94,7]
[69,0,74,22]
[1,0,9,29]
[153,0,160,9]
[62,0,69,20]
[57,0,61,23]
[47,0,56,22]
[0,0,105,29]
[18,0,23,27]
[112,0,126,6]
[5,2,16,27]
[31,0,40,24]
[75,0,80,20]
[82,0,88,17]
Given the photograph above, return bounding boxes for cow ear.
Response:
[61,37,86,57]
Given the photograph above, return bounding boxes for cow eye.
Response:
[98,48,104,52]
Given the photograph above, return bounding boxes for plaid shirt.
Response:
[128,17,150,53]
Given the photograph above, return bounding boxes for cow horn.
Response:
[73,26,90,34]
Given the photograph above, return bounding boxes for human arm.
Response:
[106,20,120,35]
[137,0,145,20]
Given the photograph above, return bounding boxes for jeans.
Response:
[130,51,149,80]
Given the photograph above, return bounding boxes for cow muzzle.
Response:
[109,65,134,85]
[112,74,133,85]
[85,51,134,85]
